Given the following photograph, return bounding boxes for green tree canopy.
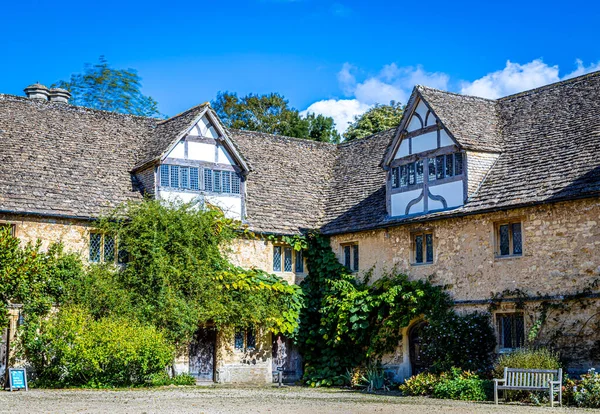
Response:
[343,101,404,142]
[55,56,161,117]
[212,91,340,143]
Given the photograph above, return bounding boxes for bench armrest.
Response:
[493,379,505,383]
[550,380,562,385]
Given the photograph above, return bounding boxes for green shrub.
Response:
[147,372,197,386]
[493,348,561,378]
[399,372,440,396]
[22,306,175,387]
[432,369,491,401]
[573,368,600,408]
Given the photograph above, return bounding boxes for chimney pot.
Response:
[24,83,50,100]
[49,88,71,104]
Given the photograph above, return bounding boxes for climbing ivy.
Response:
[296,233,492,386]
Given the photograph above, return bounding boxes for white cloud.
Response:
[304,59,600,135]
[302,99,370,135]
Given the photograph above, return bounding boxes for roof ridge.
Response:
[0,93,161,122]
[337,127,396,148]
[416,85,498,103]
[499,70,600,101]
[156,102,209,125]
[227,128,337,148]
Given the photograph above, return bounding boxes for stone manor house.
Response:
[1,71,599,383]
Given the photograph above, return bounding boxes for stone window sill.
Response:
[494,254,523,261]
[411,262,434,267]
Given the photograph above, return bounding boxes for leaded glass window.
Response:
[104,235,115,263]
[408,163,416,185]
[246,328,256,349]
[190,168,199,190]
[400,165,408,187]
[213,171,221,193]
[436,155,445,179]
[445,153,454,177]
[454,153,463,175]
[180,167,189,189]
[234,329,244,350]
[232,173,241,194]
[344,245,351,268]
[273,246,282,272]
[222,171,231,193]
[416,160,424,184]
[295,250,304,273]
[353,244,359,272]
[497,313,525,350]
[204,169,213,192]
[499,224,510,256]
[284,247,293,272]
[512,223,522,255]
[414,234,423,264]
[391,167,399,188]
[497,221,523,257]
[428,158,436,181]
[425,233,433,263]
[160,165,170,187]
[170,165,180,188]
[89,233,102,263]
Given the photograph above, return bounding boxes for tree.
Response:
[343,101,404,142]
[212,92,340,143]
[55,56,161,117]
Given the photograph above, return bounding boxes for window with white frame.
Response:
[273,246,305,273]
[159,164,241,194]
[341,243,359,272]
[391,152,463,189]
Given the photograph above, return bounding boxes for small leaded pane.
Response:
[425,233,433,263]
[295,250,304,273]
[284,247,293,272]
[170,165,180,188]
[416,160,424,184]
[428,158,436,181]
[190,168,199,190]
[344,245,351,268]
[436,156,445,179]
[160,165,170,187]
[246,328,256,349]
[273,246,282,272]
[454,153,463,175]
[512,223,522,255]
[391,167,399,188]
[232,173,241,194]
[513,314,525,348]
[222,171,231,193]
[234,329,244,349]
[399,165,408,187]
[213,171,222,193]
[353,244,359,272]
[89,233,102,262]
[104,234,115,263]
[499,224,510,256]
[180,167,189,189]
[445,153,454,177]
[118,246,128,264]
[415,235,423,263]
[204,169,213,192]
[408,163,416,185]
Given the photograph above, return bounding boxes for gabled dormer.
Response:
[145,105,249,220]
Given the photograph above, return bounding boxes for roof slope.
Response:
[228,130,338,234]
[320,129,395,234]
[417,86,502,152]
[0,94,156,218]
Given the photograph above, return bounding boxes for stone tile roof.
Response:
[0,94,156,218]
[416,85,502,152]
[228,129,338,234]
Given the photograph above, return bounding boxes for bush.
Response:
[21,306,175,387]
[573,368,600,408]
[399,372,440,396]
[493,348,561,378]
[147,372,197,386]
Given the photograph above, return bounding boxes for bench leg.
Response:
[550,383,554,408]
[494,383,498,405]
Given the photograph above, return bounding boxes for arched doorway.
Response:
[408,321,428,375]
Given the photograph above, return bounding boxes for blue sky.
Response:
[1,0,599,132]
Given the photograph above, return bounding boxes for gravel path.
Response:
[0,386,591,413]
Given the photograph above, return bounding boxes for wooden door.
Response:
[409,321,428,375]
[189,327,216,382]
[272,334,302,383]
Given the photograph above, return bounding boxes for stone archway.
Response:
[408,320,428,376]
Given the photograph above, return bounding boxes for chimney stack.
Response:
[24,83,50,100]
[49,88,71,104]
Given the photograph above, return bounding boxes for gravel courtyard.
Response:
[0,386,592,414]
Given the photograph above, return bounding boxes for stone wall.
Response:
[466,151,499,197]
[216,329,272,384]
[135,166,156,196]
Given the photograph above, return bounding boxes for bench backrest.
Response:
[503,367,562,388]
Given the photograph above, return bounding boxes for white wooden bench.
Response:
[494,367,562,407]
